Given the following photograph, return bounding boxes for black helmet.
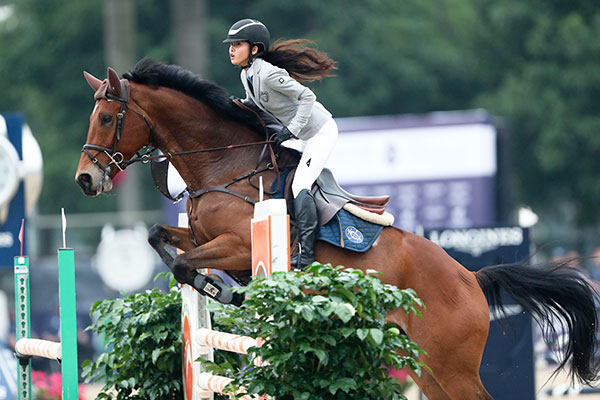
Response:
[223,19,270,55]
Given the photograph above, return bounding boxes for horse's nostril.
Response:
[77,173,92,188]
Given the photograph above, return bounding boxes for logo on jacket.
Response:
[260,91,269,103]
[345,226,364,244]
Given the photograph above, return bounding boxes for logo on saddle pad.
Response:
[344,226,364,244]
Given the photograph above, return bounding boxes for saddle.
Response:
[283,168,394,227]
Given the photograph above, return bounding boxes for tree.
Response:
[2,0,599,229]
[0,0,171,214]
[473,1,600,225]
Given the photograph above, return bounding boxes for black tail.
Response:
[476,260,600,385]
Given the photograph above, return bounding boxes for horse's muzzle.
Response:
[75,169,112,196]
[76,172,97,196]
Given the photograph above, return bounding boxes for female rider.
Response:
[224,18,338,270]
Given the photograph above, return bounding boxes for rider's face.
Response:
[229,41,258,67]
[229,41,251,67]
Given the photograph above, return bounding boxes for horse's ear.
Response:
[107,67,122,98]
[83,71,102,91]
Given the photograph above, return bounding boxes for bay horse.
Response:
[75,58,599,399]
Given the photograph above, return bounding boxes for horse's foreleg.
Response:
[172,230,250,271]
[171,232,250,306]
[148,224,196,266]
[147,225,245,306]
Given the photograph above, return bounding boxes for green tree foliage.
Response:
[0,0,170,214]
[1,0,599,225]
[473,1,600,224]
[208,0,485,116]
[0,1,109,213]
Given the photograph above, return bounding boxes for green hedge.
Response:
[82,264,425,400]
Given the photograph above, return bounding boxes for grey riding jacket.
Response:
[240,58,332,140]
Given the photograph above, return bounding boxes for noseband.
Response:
[81,79,153,174]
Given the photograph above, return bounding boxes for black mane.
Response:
[123,58,301,166]
[123,57,265,135]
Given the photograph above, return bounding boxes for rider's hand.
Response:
[274,127,295,145]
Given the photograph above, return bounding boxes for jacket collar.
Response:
[250,57,264,73]
[243,58,263,103]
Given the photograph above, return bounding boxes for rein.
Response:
[134,139,275,164]
[149,99,281,204]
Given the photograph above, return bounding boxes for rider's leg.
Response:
[291,189,318,269]
[291,118,338,269]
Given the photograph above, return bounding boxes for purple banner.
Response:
[342,176,495,232]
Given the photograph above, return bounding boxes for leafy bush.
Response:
[81,265,425,400]
[81,273,182,400]
[205,263,425,400]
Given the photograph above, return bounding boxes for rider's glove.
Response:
[274,127,295,146]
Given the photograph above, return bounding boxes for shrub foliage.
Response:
[206,263,425,400]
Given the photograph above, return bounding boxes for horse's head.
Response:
[75,67,153,196]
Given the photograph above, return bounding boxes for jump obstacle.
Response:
[182,197,290,400]
[14,210,79,400]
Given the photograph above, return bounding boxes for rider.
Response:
[224,18,338,270]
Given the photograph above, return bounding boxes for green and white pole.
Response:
[14,210,79,399]
[14,250,31,400]
[57,245,78,399]
[58,208,79,399]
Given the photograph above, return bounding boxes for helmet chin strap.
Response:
[240,45,265,69]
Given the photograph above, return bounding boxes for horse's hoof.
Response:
[148,224,170,248]
[171,258,192,283]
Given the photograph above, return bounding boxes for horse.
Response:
[75,58,599,399]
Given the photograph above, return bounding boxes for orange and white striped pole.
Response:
[251,197,290,278]
[183,190,290,400]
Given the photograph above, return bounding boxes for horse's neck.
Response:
[134,86,263,189]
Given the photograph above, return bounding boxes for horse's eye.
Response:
[101,114,113,125]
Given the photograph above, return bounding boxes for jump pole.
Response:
[182,190,290,400]
[14,210,79,399]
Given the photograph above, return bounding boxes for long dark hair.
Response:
[263,39,336,82]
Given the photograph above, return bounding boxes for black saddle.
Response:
[284,168,390,226]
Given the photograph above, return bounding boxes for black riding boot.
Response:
[291,189,318,271]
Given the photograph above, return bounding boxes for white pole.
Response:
[61,208,67,248]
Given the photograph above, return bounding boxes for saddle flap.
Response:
[282,167,391,226]
[316,169,390,207]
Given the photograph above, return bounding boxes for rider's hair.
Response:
[263,39,337,82]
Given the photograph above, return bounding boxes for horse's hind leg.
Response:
[441,372,493,400]
[405,367,452,400]
[386,283,493,399]
[399,336,492,400]
[411,322,493,400]
[407,350,492,400]
[406,316,493,400]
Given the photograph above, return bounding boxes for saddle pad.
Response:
[316,208,384,253]
[271,169,384,252]
[270,168,293,200]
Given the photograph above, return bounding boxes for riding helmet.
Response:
[223,19,270,54]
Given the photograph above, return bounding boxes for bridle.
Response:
[81,79,154,174]
[81,79,281,204]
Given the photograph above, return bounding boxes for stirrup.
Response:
[290,244,315,272]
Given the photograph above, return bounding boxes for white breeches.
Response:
[292,118,339,198]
